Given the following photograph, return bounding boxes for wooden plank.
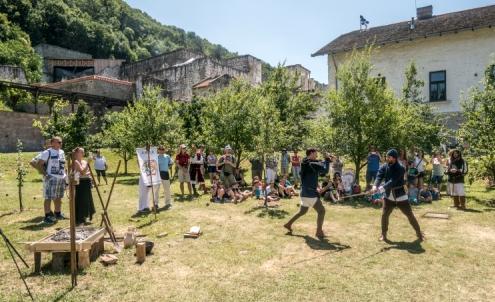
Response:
[78,250,90,269]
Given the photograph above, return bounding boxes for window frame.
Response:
[429,70,447,102]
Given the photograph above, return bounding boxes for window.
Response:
[429,70,446,102]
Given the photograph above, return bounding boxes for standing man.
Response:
[249,155,263,184]
[284,148,331,238]
[217,145,237,188]
[31,136,67,224]
[366,145,381,190]
[175,144,192,198]
[280,149,290,176]
[372,149,425,242]
[290,150,301,188]
[158,146,173,210]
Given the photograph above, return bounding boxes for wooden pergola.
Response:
[0,80,131,113]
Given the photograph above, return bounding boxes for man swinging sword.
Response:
[284,148,331,238]
[372,149,425,242]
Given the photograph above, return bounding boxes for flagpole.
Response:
[147,144,157,220]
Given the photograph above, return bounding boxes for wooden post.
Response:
[34,252,41,274]
[78,249,90,269]
[136,242,146,263]
[146,145,157,220]
[68,155,77,287]
[100,160,121,228]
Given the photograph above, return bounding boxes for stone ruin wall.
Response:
[0,65,28,84]
[149,57,245,101]
[224,55,263,85]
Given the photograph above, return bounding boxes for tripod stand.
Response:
[0,228,34,301]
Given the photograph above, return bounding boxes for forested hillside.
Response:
[0,0,236,80]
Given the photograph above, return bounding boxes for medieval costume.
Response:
[374,149,424,242]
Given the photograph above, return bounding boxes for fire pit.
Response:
[25,226,105,272]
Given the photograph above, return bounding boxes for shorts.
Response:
[95,169,106,177]
[223,173,236,188]
[178,168,190,182]
[300,196,319,208]
[208,166,217,173]
[448,182,465,196]
[431,175,443,185]
[44,175,66,200]
[417,171,426,179]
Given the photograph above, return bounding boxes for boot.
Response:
[453,196,460,208]
[459,196,466,210]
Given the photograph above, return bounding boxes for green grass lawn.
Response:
[1,151,494,301]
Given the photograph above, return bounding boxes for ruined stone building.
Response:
[286,64,327,92]
[120,49,263,101]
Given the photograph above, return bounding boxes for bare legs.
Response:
[284,199,326,237]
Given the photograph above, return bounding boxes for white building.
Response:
[312,5,495,128]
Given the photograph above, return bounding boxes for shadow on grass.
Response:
[362,239,425,260]
[470,196,495,208]
[116,178,139,186]
[20,217,57,231]
[244,206,289,219]
[0,211,15,219]
[52,286,74,302]
[290,234,351,251]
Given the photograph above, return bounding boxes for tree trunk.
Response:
[18,185,23,212]
[123,151,128,175]
[354,160,361,186]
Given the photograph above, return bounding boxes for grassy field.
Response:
[0,151,494,302]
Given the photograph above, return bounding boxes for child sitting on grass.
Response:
[278,174,297,198]
[252,176,263,199]
[333,172,344,200]
[408,184,419,205]
[320,176,338,203]
[419,184,433,203]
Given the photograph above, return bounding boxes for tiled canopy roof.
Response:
[312,5,495,56]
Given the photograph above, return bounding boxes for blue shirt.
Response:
[367,153,380,172]
[158,154,171,172]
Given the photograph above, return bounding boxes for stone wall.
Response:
[0,65,28,84]
[224,55,263,85]
[149,57,245,101]
[34,44,92,59]
[121,49,205,82]
[0,111,46,152]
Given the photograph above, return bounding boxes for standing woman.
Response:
[206,150,217,185]
[291,150,302,188]
[72,147,96,225]
[414,150,426,190]
[190,148,206,195]
[430,151,445,192]
[93,150,108,185]
[446,150,468,210]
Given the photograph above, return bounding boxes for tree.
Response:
[103,86,184,173]
[459,63,495,184]
[33,100,94,153]
[321,47,399,184]
[0,13,42,82]
[201,80,259,167]
[16,139,27,212]
[398,61,444,153]
[260,65,317,150]
[180,98,206,147]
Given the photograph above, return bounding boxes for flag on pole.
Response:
[136,147,161,186]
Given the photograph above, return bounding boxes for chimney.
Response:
[417,5,433,20]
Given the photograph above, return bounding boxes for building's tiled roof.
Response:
[312,5,495,56]
[37,75,134,87]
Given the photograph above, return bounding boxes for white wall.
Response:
[328,27,495,113]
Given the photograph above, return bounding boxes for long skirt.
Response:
[75,178,96,224]
[189,164,205,185]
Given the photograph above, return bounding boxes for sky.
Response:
[125,0,495,84]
